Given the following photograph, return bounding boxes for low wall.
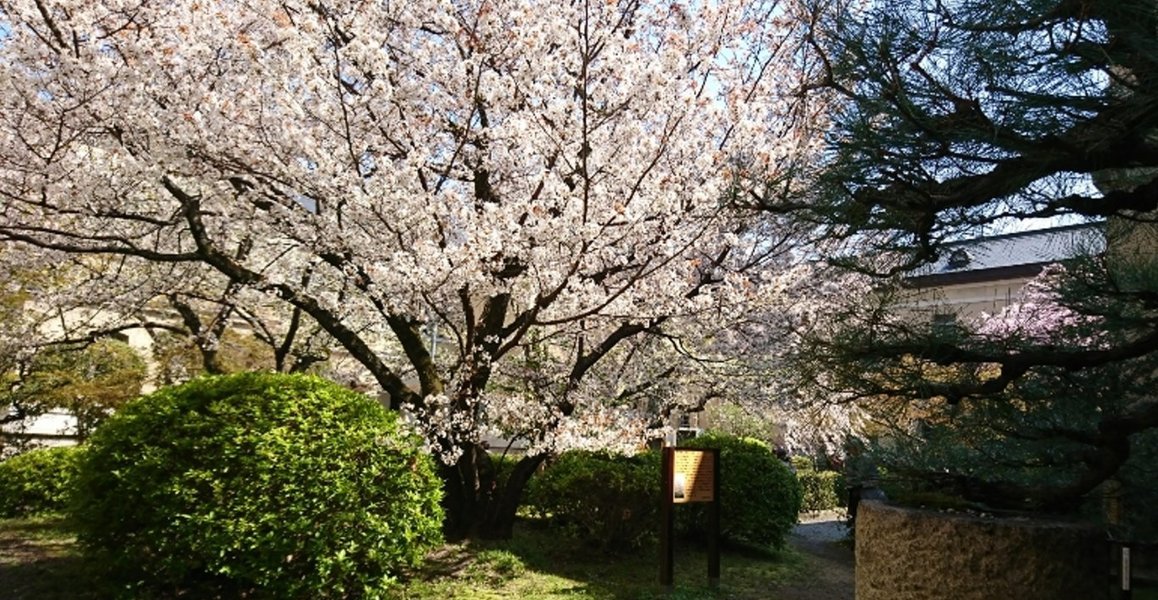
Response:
[856,500,1107,600]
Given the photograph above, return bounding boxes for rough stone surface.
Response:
[855,500,1107,600]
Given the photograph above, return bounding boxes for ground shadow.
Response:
[405,519,815,600]
[0,554,106,600]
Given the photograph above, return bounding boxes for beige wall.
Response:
[901,275,1036,321]
[856,501,1108,600]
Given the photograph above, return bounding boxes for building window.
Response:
[945,249,971,270]
[932,312,959,334]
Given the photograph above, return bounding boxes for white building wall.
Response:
[904,276,1035,318]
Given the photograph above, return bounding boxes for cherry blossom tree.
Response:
[131,268,345,383]
[0,0,829,537]
[974,265,1098,345]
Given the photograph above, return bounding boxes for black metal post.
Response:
[660,447,674,587]
[707,448,720,587]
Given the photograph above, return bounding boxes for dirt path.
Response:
[772,511,855,600]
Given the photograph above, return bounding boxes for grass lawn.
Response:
[9,516,1158,600]
[393,521,810,599]
[0,516,810,599]
[9,515,1148,600]
[0,515,111,600]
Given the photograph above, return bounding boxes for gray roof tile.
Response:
[920,222,1104,275]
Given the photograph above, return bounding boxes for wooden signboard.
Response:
[660,447,720,588]
[671,449,716,503]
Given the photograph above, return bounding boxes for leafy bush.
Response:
[0,446,82,518]
[702,402,783,448]
[2,339,147,441]
[679,433,802,549]
[789,455,813,472]
[525,450,660,550]
[71,372,443,599]
[489,452,522,487]
[797,468,845,513]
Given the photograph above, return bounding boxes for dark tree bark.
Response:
[438,444,547,540]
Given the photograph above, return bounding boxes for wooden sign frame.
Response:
[659,447,720,587]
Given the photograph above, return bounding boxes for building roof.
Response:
[907,221,1105,287]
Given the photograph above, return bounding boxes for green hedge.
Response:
[71,372,443,599]
[790,455,814,472]
[525,435,806,552]
[680,434,802,549]
[525,450,660,550]
[0,446,82,518]
[797,468,845,513]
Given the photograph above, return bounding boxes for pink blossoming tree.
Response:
[0,0,832,536]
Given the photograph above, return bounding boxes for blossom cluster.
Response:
[0,0,833,460]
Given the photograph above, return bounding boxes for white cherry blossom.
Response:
[0,0,833,536]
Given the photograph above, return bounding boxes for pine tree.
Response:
[762,0,1158,511]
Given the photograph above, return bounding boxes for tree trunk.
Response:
[438,446,483,541]
[478,453,548,539]
[438,443,548,540]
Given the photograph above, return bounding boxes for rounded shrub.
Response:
[0,446,82,518]
[797,468,845,513]
[525,449,660,550]
[71,372,443,599]
[679,433,803,549]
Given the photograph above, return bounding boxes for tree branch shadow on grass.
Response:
[4,515,816,600]
[0,554,106,600]
[397,518,812,600]
[0,516,108,600]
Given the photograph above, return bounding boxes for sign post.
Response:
[707,448,720,585]
[659,447,720,587]
[1121,544,1132,600]
[660,448,675,587]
